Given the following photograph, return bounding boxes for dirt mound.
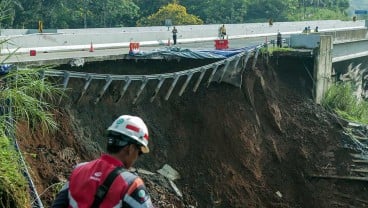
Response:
[17,57,368,207]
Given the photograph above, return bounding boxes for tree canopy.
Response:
[0,0,351,29]
[181,0,248,24]
[137,3,202,26]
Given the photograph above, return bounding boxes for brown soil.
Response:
[16,57,368,207]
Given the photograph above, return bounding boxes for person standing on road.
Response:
[302,27,308,33]
[52,115,154,208]
[172,26,178,45]
[219,24,226,39]
[276,31,282,48]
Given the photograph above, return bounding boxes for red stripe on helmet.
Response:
[144,134,149,141]
[126,124,140,133]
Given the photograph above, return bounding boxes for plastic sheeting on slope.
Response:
[129,46,257,59]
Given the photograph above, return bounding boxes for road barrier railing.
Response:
[44,45,262,104]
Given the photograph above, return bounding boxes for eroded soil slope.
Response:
[17,57,367,207]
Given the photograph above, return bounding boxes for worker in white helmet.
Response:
[52,115,153,208]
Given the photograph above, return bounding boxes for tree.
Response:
[137,3,203,26]
[179,0,206,20]
[8,0,82,28]
[4,0,351,28]
[0,0,14,27]
[290,0,350,21]
[7,0,140,29]
[289,7,349,21]
[181,0,248,24]
[133,0,172,16]
[40,0,83,28]
[11,0,43,28]
[88,0,140,27]
[246,0,298,22]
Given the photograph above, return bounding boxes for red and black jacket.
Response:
[52,154,153,208]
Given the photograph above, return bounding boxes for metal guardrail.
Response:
[44,46,261,104]
[44,46,262,104]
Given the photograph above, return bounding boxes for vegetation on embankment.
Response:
[0,136,30,207]
[260,46,293,55]
[322,82,368,124]
[0,68,63,207]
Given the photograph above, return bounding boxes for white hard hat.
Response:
[107,115,149,153]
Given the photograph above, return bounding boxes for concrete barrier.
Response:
[0,20,365,54]
[290,28,368,49]
[290,34,321,49]
[323,28,368,43]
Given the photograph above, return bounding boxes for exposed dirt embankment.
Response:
[17,57,367,207]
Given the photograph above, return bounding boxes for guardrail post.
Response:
[38,70,45,100]
[165,74,180,100]
[193,68,206,92]
[62,71,70,90]
[133,77,148,104]
[39,70,45,80]
[233,55,241,69]
[207,64,220,87]
[229,52,252,87]
[241,52,252,74]
[252,47,261,70]
[94,76,113,104]
[178,73,193,96]
[219,59,231,82]
[150,76,165,102]
[59,71,70,103]
[115,77,131,103]
[76,75,92,104]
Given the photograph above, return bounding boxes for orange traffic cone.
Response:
[89,42,94,52]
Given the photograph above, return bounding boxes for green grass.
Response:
[267,47,292,53]
[0,136,30,208]
[0,68,64,207]
[1,68,64,133]
[322,82,368,124]
[260,46,292,55]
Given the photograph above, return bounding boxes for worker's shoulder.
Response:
[73,161,90,169]
[120,170,143,183]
